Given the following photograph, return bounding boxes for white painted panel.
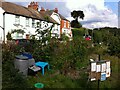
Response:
[96,64,101,72]
[106,61,110,69]
[91,62,96,72]
[101,63,106,72]
[106,68,111,77]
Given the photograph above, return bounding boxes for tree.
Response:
[35,24,55,46]
[71,20,82,28]
[6,32,12,40]
[71,10,84,21]
[71,10,84,28]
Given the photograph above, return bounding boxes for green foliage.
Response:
[71,20,82,28]
[89,28,120,58]
[93,30,103,44]
[30,24,55,61]
[108,36,120,57]
[72,28,85,38]
[2,44,29,89]
[44,16,50,22]
[45,37,89,73]
[35,24,54,46]
[2,26,120,88]
[11,29,25,35]
[6,32,12,40]
[60,33,69,41]
[30,35,36,40]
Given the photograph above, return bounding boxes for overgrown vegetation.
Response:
[2,27,120,89]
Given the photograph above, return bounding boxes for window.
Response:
[26,18,29,27]
[32,19,35,28]
[68,22,70,28]
[64,21,66,28]
[36,22,40,28]
[15,16,20,24]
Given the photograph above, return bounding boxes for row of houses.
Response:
[0,1,72,43]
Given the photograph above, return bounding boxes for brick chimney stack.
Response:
[54,8,58,13]
[40,7,45,12]
[28,2,39,11]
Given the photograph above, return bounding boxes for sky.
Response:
[4,0,119,29]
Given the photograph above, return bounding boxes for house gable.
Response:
[51,12,61,24]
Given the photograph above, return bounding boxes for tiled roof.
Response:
[1,2,69,24]
[2,2,45,20]
[40,11,59,24]
[59,14,69,21]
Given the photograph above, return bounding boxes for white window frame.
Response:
[15,15,20,25]
[64,21,66,28]
[32,19,35,28]
[26,18,29,27]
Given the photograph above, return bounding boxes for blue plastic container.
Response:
[22,52,33,59]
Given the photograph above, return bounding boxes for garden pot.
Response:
[34,83,44,90]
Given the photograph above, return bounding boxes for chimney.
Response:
[40,7,45,12]
[28,2,39,11]
[54,8,58,13]
[46,9,49,11]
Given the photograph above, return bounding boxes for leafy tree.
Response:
[71,10,84,21]
[71,10,84,28]
[31,24,55,61]
[35,24,55,46]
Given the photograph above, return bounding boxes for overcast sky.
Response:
[4,0,119,29]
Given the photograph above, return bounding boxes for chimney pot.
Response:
[40,7,45,12]
[28,2,39,11]
[54,8,58,13]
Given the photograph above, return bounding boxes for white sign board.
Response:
[106,61,110,69]
[90,60,111,81]
[106,68,111,77]
[96,65,101,72]
[91,62,96,72]
[101,63,106,72]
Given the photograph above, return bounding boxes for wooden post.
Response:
[97,54,100,90]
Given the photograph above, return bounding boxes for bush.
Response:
[2,44,29,88]
[108,36,120,57]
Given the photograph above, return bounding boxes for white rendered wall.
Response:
[3,12,62,41]
[0,7,4,42]
[4,13,40,41]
